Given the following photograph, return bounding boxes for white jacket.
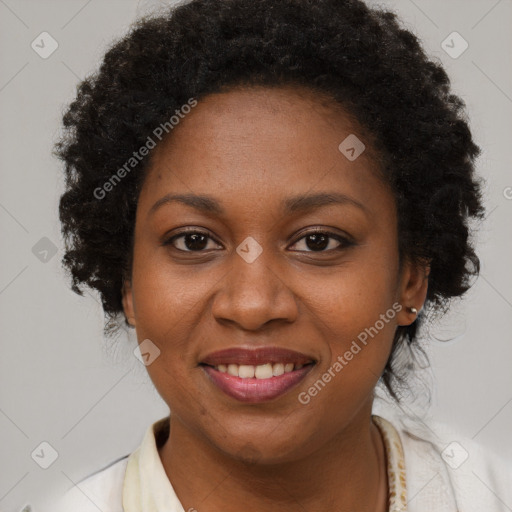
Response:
[48,410,512,512]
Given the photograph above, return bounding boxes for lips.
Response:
[200,347,316,403]
[201,347,314,366]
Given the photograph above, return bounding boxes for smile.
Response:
[200,347,316,403]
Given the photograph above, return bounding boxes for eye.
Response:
[289,229,354,253]
[163,229,221,252]
[163,228,354,253]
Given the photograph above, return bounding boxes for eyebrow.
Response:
[148,192,370,217]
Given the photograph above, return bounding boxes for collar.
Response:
[123,416,182,512]
[123,415,408,512]
[373,415,408,512]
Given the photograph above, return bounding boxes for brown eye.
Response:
[290,230,354,253]
[163,230,220,252]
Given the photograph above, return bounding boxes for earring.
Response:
[408,307,418,315]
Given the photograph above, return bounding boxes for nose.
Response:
[211,247,299,331]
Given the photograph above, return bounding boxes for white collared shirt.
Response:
[50,411,512,512]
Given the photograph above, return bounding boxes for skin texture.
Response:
[122,85,429,512]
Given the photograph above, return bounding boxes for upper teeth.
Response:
[215,363,304,379]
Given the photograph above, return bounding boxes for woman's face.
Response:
[122,85,428,463]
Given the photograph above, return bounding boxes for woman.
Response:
[52,0,511,510]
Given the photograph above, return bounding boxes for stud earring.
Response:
[408,307,418,315]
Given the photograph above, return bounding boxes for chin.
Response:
[208,423,315,466]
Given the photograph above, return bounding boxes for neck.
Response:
[158,401,388,512]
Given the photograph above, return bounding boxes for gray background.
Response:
[0,0,511,511]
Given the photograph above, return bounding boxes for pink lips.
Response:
[200,347,315,403]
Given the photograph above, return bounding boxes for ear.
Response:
[396,257,430,327]
[122,279,136,327]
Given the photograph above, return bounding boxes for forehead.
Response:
[138,85,391,217]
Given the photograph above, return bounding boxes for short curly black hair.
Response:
[55,0,485,402]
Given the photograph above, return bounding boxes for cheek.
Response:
[131,243,208,337]
[129,261,198,388]
[300,253,399,340]
[295,253,399,395]
[129,249,234,407]
[296,283,397,430]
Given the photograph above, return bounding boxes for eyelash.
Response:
[162,228,354,253]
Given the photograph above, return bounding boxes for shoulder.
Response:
[46,417,169,512]
[51,455,130,512]
[384,411,512,512]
